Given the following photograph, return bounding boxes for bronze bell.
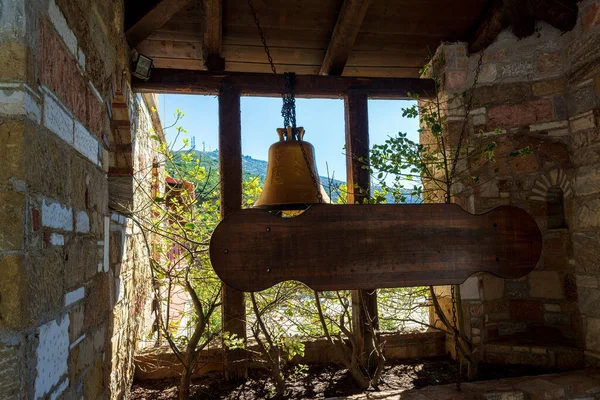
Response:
[254,127,331,210]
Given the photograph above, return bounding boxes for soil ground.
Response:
[130,357,560,399]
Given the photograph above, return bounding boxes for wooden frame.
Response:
[132,69,436,99]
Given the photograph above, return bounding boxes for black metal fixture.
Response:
[132,53,153,81]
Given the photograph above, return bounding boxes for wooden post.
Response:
[344,91,378,366]
[218,84,247,380]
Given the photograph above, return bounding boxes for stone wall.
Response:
[429,0,600,369]
[0,0,159,398]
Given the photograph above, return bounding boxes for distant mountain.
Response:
[172,150,419,204]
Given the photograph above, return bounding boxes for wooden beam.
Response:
[320,0,372,76]
[126,0,190,47]
[218,84,247,381]
[344,91,378,366]
[203,0,225,71]
[132,69,436,99]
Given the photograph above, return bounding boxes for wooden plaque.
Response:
[209,204,542,292]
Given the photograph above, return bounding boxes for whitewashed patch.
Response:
[50,233,64,246]
[103,216,110,272]
[35,315,70,399]
[74,121,98,164]
[64,287,85,306]
[42,199,73,231]
[48,0,77,56]
[43,94,73,144]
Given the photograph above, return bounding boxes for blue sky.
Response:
[159,94,419,183]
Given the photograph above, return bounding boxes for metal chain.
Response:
[246,0,322,204]
[448,22,491,203]
[247,0,276,76]
[451,284,461,390]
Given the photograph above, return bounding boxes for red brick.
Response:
[39,20,87,124]
[86,87,105,139]
[510,300,543,321]
[487,99,553,128]
[583,3,600,31]
[32,208,40,232]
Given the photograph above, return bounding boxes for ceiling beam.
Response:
[131,69,436,99]
[203,0,225,71]
[126,0,191,47]
[319,0,372,76]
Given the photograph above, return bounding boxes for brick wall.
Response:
[428,0,600,369]
[0,0,159,398]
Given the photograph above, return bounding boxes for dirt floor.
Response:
[130,357,561,399]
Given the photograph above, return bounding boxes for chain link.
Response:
[246,0,322,204]
[448,23,491,203]
[451,284,461,390]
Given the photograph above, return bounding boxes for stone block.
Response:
[0,190,25,250]
[473,82,533,106]
[574,164,600,196]
[83,355,104,399]
[570,111,597,133]
[35,315,70,399]
[535,52,562,79]
[576,275,598,289]
[27,249,64,324]
[0,86,41,121]
[0,341,23,400]
[568,85,598,116]
[572,197,600,230]
[64,237,98,289]
[83,273,110,330]
[532,78,565,97]
[585,318,600,352]
[529,120,568,133]
[71,154,107,213]
[544,304,561,312]
[0,254,25,329]
[488,99,553,128]
[6,123,72,202]
[510,300,543,321]
[0,41,27,81]
[579,288,600,318]
[69,304,84,343]
[529,271,564,299]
